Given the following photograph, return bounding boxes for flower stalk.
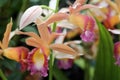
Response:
[0,69,7,80]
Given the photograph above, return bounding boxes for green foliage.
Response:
[53,66,69,80]
[94,19,120,80]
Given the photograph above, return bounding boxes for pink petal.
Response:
[80,30,95,42]
[114,42,120,66]
[57,59,73,69]
[27,48,48,77]
[19,5,42,30]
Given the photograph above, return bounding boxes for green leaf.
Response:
[53,66,69,80]
[0,0,8,7]
[94,19,120,80]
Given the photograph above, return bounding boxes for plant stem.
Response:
[49,0,60,80]
[85,59,90,80]
[49,52,54,80]
[0,69,7,80]
[52,0,60,32]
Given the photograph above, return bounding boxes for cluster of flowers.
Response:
[1,0,120,78]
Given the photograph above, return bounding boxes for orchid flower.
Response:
[37,0,96,42]
[99,0,120,29]
[19,0,96,42]
[17,19,78,76]
[0,19,29,71]
[114,42,120,66]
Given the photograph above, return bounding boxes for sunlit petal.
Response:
[2,19,13,49]
[27,48,48,77]
[19,5,42,29]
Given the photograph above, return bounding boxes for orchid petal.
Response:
[19,5,42,30]
[2,19,13,49]
[50,44,78,56]
[108,29,120,34]
[45,13,68,25]
[0,41,3,49]
[37,24,51,43]
[27,48,48,77]
[16,31,41,41]
[54,51,76,59]
[114,42,120,65]
[26,37,50,56]
[26,37,45,48]
[57,59,73,69]
[71,4,97,14]
[3,47,29,62]
[69,14,88,30]
[105,0,119,14]
[64,40,82,45]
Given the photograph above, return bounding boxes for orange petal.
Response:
[0,41,3,49]
[37,24,51,43]
[26,37,50,56]
[26,37,45,48]
[3,47,29,62]
[50,44,77,56]
[2,18,13,49]
[73,4,97,14]
[45,13,68,25]
[16,31,41,42]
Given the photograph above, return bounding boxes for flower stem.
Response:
[0,69,7,80]
[52,0,60,32]
[49,52,54,80]
[49,0,60,80]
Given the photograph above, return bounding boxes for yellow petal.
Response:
[2,18,13,49]
[69,14,87,30]
[3,47,29,62]
[32,49,45,68]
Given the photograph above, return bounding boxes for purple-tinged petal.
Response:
[57,59,73,69]
[80,30,95,42]
[19,5,42,30]
[27,48,48,77]
[114,42,120,66]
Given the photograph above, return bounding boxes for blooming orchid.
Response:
[0,19,29,71]
[17,18,78,76]
[114,42,120,66]
[19,0,96,42]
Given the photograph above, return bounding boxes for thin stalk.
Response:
[49,0,60,80]
[84,59,90,80]
[49,52,54,80]
[0,69,7,80]
[52,0,60,32]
